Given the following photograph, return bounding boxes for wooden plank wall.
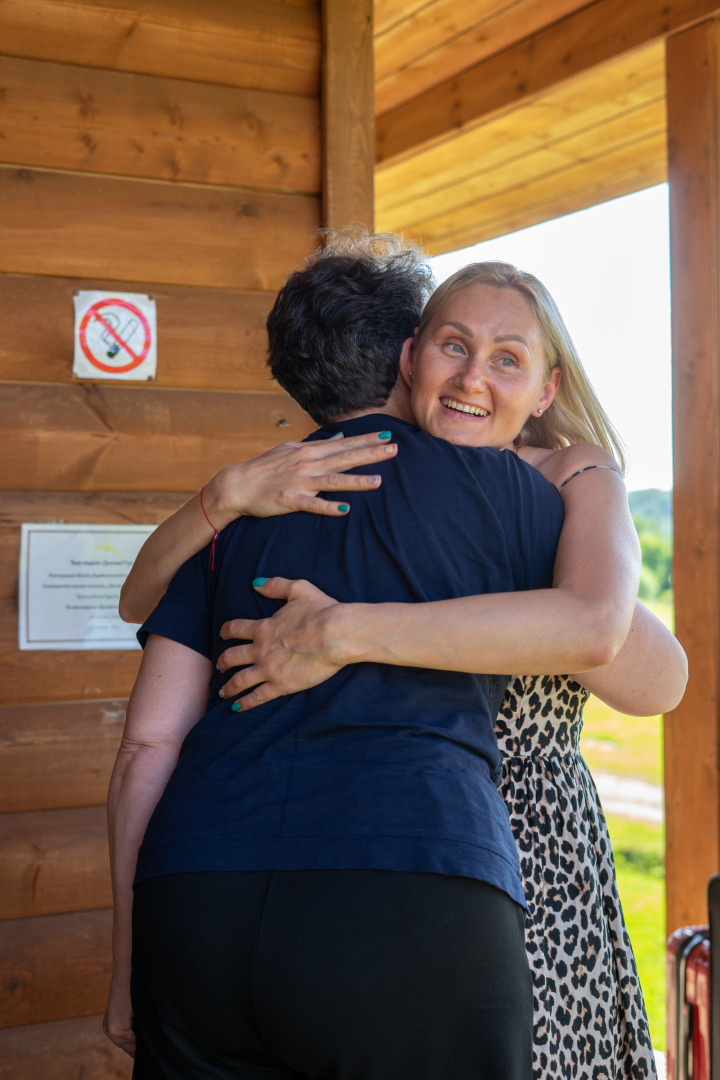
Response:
[0,1,322,1073]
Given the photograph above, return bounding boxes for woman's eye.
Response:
[445,341,465,355]
[497,355,519,368]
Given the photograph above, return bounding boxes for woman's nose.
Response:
[456,359,487,392]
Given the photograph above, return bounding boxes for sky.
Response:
[427,184,673,493]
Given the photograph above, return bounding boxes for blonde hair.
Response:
[417,262,628,474]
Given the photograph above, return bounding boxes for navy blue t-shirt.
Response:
[136,414,564,907]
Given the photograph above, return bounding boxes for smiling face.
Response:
[401,283,561,449]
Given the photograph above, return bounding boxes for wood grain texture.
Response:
[0,383,315,493]
[0,54,320,193]
[0,0,320,97]
[0,491,186,602]
[0,273,276,391]
[0,908,112,1027]
[0,807,111,920]
[322,0,375,230]
[0,602,142,706]
[0,1014,131,1080]
[381,97,666,234]
[375,0,720,165]
[0,698,126,812]
[399,130,667,252]
[665,17,720,933]
[374,0,586,114]
[415,161,666,252]
[0,166,320,291]
[376,43,665,214]
[374,0,427,34]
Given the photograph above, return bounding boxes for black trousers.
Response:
[131,869,532,1080]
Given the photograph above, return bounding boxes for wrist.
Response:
[325,602,378,666]
[201,465,248,529]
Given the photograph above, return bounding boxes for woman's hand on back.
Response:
[217,578,350,710]
[206,431,398,524]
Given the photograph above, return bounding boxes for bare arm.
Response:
[119,432,399,624]
[217,448,649,707]
[531,443,687,713]
[103,635,212,1057]
[215,443,686,716]
[573,600,687,714]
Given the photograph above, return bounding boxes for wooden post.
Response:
[666,18,720,933]
[321,0,374,232]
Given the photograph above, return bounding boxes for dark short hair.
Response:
[266,230,435,425]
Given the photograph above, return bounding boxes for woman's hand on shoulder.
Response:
[204,431,399,526]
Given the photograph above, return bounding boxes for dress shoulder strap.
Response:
[558,463,621,490]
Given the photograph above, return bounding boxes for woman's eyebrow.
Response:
[437,320,473,335]
[495,334,529,349]
[436,323,530,350]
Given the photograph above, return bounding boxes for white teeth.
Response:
[440,398,489,417]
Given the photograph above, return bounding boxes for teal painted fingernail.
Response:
[379,431,392,440]
[252,577,268,586]
[338,504,349,513]
[231,701,242,712]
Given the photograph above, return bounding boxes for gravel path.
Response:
[592,770,664,824]
[590,772,667,1073]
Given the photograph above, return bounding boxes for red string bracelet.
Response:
[199,486,219,571]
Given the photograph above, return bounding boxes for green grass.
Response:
[580,598,671,787]
[578,599,671,1050]
[605,814,666,1050]
[581,703,663,786]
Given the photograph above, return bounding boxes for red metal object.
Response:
[667,926,709,1080]
[667,873,720,1080]
[686,937,711,1080]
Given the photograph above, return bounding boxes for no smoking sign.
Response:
[73,291,157,380]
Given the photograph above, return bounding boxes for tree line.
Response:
[628,489,673,604]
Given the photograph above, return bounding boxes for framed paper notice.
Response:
[18,523,155,650]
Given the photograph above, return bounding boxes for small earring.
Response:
[536,408,543,416]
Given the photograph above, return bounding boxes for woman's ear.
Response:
[535,366,562,415]
[399,337,415,389]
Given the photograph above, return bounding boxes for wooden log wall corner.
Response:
[0,0,362,1072]
[665,16,720,933]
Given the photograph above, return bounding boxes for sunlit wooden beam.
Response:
[322,0,375,231]
[377,0,720,167]
[666,16,720,933]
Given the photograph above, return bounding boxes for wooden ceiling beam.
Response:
[376,47,664,216]
[401,129,667,252]
[374,0,586,114]
[383,100,666,237]
[376,0,720,166]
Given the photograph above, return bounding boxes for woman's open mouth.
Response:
[440,398,489,417]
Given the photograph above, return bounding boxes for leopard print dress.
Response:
[496,674,657,1080]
